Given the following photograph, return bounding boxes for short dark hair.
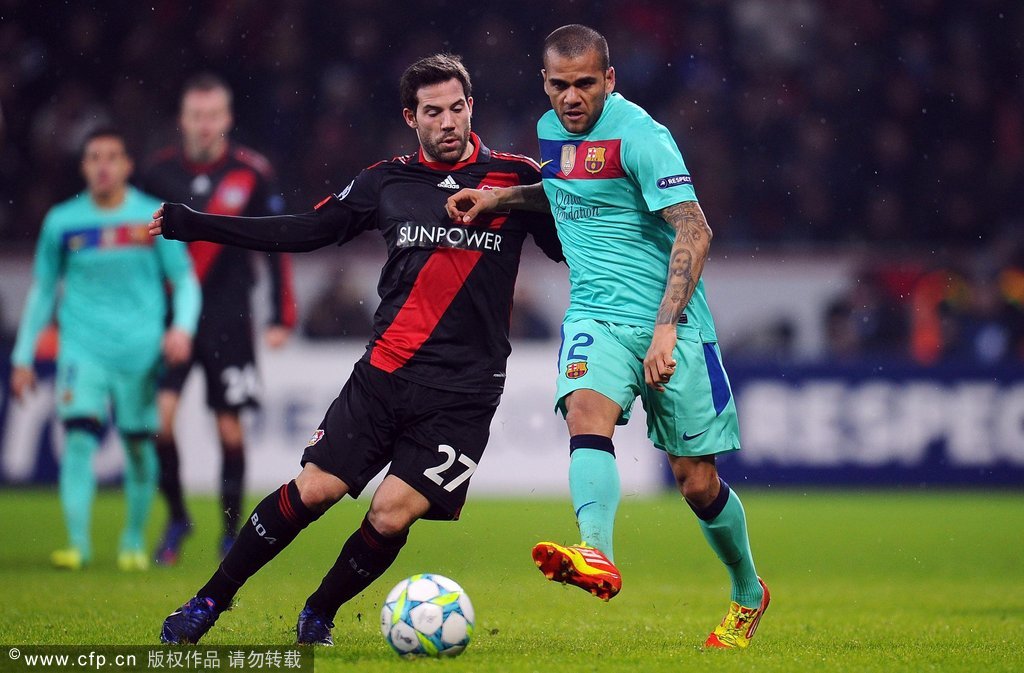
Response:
[544,24,610,70]
[399,54,472,112]
[181,72,233,106]
[81,126,127,158]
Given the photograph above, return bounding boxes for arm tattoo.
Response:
[502,183,551,213]
[655,201,713,326]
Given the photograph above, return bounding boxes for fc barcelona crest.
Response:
[565,361,588,379]
[560,144,577,174]
[584,146,606,174]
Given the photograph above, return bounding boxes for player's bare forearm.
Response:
[644,201,711,391]
[446,183,550,223]
[496,183,550,212]
[655,201,712,326]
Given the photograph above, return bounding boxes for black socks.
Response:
[198,480,317,609]
[156,436,188,522]
[220,447,246,537]
[304,516,408,620]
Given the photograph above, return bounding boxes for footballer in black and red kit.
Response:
[159,132,561,522]
[140,141,297,408]
[139,74,298,566]
[156,54,562,647]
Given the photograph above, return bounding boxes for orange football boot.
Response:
[532,541,622,601]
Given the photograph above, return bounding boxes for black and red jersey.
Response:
[161,133,563,394]
[139,142,296,329]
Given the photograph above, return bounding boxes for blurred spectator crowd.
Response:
[0,0,1021,362]
[1,0,1020,245]
[821,239,1024,366]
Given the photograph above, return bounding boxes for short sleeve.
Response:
[622,118,698,213]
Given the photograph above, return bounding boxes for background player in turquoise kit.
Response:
[447,24,769,648]
[9,128,201,571]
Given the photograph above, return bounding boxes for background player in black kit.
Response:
[139,74,298,564]
[151,54,563,646]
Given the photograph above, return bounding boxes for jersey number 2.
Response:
[423,444,478,492]
[566,332,594,361]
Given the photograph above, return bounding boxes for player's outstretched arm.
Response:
[446,183,550,224]
[150,203,343,253]
[644,200,713,392]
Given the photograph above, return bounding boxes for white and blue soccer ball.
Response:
[380,573,475,658]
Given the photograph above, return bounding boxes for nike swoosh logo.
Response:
[540,160,553,168]
[682,429,709,441]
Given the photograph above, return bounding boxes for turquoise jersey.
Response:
[538,92,718,340]
[12,187,201,372]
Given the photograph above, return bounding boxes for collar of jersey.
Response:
[416,132,488,171]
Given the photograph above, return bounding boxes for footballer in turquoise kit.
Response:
[537,92,716,335]
[10,128,200,571]
[446,25,769,648]
[537,92,739,457]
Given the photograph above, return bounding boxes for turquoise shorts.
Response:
[554,318,741,457]
[56,354,159,433]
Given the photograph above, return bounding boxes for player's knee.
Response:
[563,405,587,431]
[679,477,716,507]
[297,485,341,514]
[564,403,606,435]
[121,431,154,458]
[673,462,719,508]
[216,412,244,446]
[366,490,425,537]
[366,505,416,538]
[157,418,176,441]
[157,394,179,437]
[294,467,346,512]
[563,391,620,436]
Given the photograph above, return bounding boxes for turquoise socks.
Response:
[60,426,158,560]
[120,434,158,553]
[60,427,99,562]
[693,480,763,608]
[568,439,620,561]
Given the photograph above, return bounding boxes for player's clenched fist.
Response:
[643,324,679,392]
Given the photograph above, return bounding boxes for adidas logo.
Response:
[437,175,459,190]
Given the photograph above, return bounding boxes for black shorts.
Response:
[159,314,259,411]
[302,361,500,521]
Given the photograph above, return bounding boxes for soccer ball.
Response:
[380,573,475,658]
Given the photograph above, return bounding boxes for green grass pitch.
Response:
[0,488,1021,672]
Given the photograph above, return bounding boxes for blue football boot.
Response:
[160,596,222,644]
[296,605,334,646]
